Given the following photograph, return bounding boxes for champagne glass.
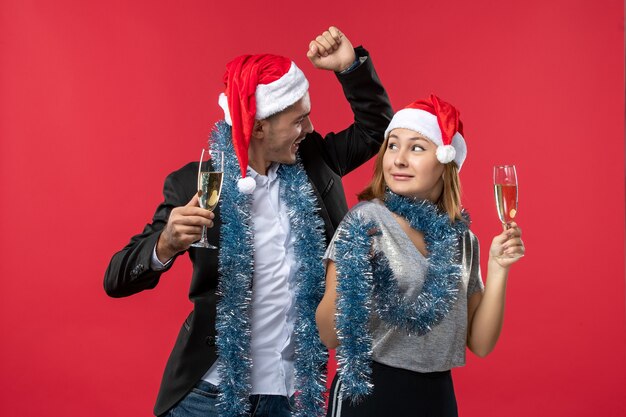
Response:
[493,164,521,258]
[191,148,224,249]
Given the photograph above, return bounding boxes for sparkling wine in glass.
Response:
[493,165,518,228]
[493,164,522,259]
[191,149,224,249]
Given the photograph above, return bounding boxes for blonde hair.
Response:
[357,136,464,222]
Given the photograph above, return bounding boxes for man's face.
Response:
[258,93,314,165]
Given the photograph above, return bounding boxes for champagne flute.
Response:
[493,164,521,258]
[191,148,224,249]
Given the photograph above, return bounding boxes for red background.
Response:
[1,1,624,416]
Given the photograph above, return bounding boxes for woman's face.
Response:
[382,128,445,201]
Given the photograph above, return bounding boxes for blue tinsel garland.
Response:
[210,120,327,417]
[334,217,377,402]
[334,192,469,402]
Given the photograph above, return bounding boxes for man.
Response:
[104,26,392,417]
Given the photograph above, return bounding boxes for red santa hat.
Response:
[218,54,309,193]
[384,94,467,170]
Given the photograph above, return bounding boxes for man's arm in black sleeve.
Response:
[103,167,192,297]
[312,46,393,176]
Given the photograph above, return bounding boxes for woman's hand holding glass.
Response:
[488,223,525,267]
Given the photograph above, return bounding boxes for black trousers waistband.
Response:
[327,361,458,417]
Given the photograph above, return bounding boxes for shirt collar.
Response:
[247,163,280,185]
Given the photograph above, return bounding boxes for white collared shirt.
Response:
[201,163,298,396]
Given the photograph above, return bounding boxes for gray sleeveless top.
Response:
[324,200,484,372]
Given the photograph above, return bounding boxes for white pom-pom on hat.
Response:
[237,177,256,194]
[436,145,456,164]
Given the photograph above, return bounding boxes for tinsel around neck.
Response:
[209,120,327,417]
[334,191,469,402]
[383,190,470,237]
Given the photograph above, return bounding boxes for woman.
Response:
[316,94,525,417]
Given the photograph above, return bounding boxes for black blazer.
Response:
[104,47,392,416]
